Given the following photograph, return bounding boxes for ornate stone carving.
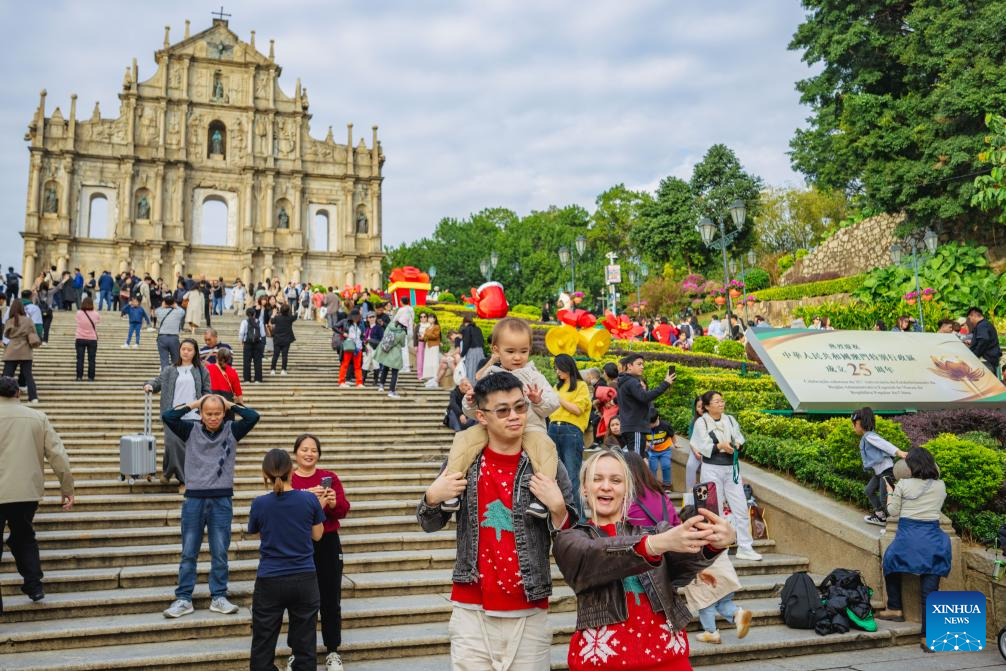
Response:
[277,206,289,229]
[136,193,150,219]
[210,128,224,155]
[356,210,368,235]
[139,106,158,145]
[166,110,181,146]
[255,116,268,155]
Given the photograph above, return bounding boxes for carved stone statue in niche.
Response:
[277,207,289,229]
[232,118,246,158]
[255,73,268,98]
[136,194,151,219]
[167,111,181,146]
[210,129,224,155]
[188,113,203,152]
[255,117,268,155]
[43,185,58,214]
[356,211,368,235]
[212,72,225,101]
[140,107,158,144]
[169,66,182,90]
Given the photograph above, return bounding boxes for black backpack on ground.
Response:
[780,571,824,630]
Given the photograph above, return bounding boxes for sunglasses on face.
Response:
[479,399,530,419]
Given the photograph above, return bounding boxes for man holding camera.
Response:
[616,353,676,455]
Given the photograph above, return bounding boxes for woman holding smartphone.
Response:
[291,434,350,671]
[689,390,762,562]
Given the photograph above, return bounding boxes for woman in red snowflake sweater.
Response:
[553,449,736,670]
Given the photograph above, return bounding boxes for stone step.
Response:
[0,614,923,670]
[35,492,425,514]
[1,546,791,596]
[0,590,807,655]
[31,511,436,533]
[45,474,437,493]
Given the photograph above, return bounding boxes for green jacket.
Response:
[373,323,407,370]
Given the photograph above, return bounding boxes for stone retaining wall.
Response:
[963,546,1006,640]
[759,293,850,326]
[781,214,903,285]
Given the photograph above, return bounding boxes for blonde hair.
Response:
[579,449,635,524]
[490,317,532,346]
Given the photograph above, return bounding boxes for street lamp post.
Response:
[628,258,649,319]
[890,228,938,331]
[697,199,747,316]
[481,253,498,282]
[605,251,620,315]
[557,234,587,293]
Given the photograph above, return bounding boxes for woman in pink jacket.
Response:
[75,295,101,381]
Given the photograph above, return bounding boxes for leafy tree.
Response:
[633,176,701,269]
[590,184,652,255]
[973,113,1006,224]
[755,185,849,253]
[789,1,1006,230]
[690,144,762,258]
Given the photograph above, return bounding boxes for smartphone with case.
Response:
[667,365,676,376]
[693,481,719,515]
[320,476,333,489]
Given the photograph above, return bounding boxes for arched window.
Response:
[200,197,229,246]
[311,210,330,251]
[88,194,110,239]
[207,120,226,158]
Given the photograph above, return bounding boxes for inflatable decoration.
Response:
[387,267,431,307]
[465,281,509,319]
[601,311,646,340]
[545,324,579,356]
[340,283,363,300]
[545,308,610,358]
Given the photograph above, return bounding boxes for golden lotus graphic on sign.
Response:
[745,328,1006,411]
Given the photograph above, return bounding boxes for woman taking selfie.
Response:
[291,434,351,671]
[553,449,736,670]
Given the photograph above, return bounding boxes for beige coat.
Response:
[184,289,204,327]
[3,316,36,361]
[0,396,74,504]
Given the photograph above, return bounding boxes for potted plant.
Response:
[710,288,727,306]
[921,287,936,302]
[728,279,745,299]
[903,290,919,305]
[745,294,757,305]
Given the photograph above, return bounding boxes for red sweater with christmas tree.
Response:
[568,523,692,671]
[451,447,549,613]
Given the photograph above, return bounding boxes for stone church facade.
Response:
[21,18,384,288]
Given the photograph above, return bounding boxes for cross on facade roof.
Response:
[212,6,231,21]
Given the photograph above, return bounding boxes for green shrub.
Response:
[716,340,746,359]
[820,416,911,479]
[744,267,771,292]
[737,410,828,441]
[752,274,865,302]
[692,336,717,354]
[509,304,542,320]
[742,435,868,507]
[922,434,1005,511]
[792,299,951,332]
[958,431,1001,451]
[437,291,457,304]
[949,510,1006,546]
[777,254,795,273]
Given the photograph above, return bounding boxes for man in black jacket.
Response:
[967,307,1002,375]
[616,354,675,455]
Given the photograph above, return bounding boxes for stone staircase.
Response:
[0,313,920,670]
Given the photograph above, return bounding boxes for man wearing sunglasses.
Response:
[418,372,576,670]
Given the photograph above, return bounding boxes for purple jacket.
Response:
[627,489,682,528]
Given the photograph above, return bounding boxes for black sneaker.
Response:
[28,591,45,602]
[864,513,887,527]
[526,500,549,519]
[441,497,460,513]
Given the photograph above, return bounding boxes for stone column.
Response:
[342,185,355,253]
[59,159,74,237]
[263,252,274,282]
[25,152,43,234]
[242,176,254,249]
[172,247,186,277]
[119,160,134,239]
[22,240,37,284]
[263,174,275,235]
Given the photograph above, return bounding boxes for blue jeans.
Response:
[699,593,738,633]
[548,422,584,521]
[98,290,113,311]
[176,496,233,601]
[648,449,672,487]
[126,323,142,345]
[213,296,224,315]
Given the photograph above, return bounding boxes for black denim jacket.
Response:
[416,450,576,602]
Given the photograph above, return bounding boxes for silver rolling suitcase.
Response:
[119,391,158,485]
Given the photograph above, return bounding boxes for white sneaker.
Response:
[146,327,154,332]
[735,548,763,561]
[209,596,239,614]
[325,652,344,671]
[30,399,40,404]
[339,383,350,388]
[163,599,194,618]
[131,344,139,349]
[377,385,384,392]
[121,343,129,349]
[425,379,439,388]
[269,370,276,376]
[280,370,287,376]
[388,392,401,399]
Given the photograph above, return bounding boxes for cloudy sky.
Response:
[0,0,814,267]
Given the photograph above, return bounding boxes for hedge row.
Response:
[751,274,865,302]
